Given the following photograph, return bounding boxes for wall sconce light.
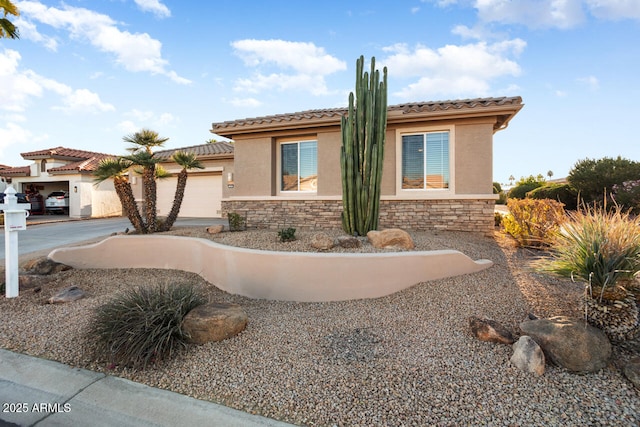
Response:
[73,186,78,193]
[227,172,233,182]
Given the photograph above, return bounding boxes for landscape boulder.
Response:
[311,232,334,250]
[48,286,86,304]
[623,357,640,389]
[367,228,415,250]
[206,225,224,235]
[21,257,71,275]
[511,335,545,376]
[469,316,515,345]
[182,302,248,344]
[334,235,362,249]
[520,316,611,373]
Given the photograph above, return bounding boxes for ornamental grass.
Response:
[538,204,640,301]
[88,282,207,369]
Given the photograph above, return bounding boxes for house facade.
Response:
[131,142,234,218]
[0,147,121,218]
[212,96,523,233]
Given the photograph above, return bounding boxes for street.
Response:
[0,216,225,260]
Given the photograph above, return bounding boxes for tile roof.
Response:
[20,146,114,160]
[47,155,115,173]
[211,96,523,136]
[0,166,30,176]
[154,142,234,160]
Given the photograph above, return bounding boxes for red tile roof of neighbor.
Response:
[20,146,114,160]
[154,142,234,160]
[0,166,31,176]
[211,96,523,137]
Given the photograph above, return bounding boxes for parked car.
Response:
[45,191,70,214]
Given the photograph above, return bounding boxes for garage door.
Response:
[156,174,222,218]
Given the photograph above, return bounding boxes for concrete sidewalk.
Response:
[0,349,295,427]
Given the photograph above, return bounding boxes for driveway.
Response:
[0,216,225,261]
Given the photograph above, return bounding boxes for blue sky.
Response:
[1,0,639,185]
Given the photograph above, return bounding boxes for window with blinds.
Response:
[401,132,449,190]
[281,140,318,192]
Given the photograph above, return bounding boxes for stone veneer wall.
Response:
[221,199,495,234]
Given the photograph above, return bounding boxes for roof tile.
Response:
[154,142,234,160]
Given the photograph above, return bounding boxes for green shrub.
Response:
[494,211,504,227]
[537,205,640,299]
[612,179,640,214]
[568,156,640,206]
[507,175,546,200]
[88,283,207,369]
[278,227,296,242]
[493,182,507,204]
[528,183,578,210]
[502,198,565,247]
[227,212,246,232]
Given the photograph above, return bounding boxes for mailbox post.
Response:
[1,186,31,298]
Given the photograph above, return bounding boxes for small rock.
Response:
[511,336,545,376]
[367,228,415,250]
[21,257,71,275]
[206,225,224,234]
[334,235,362,249]
[469,316,515,344]
[520,316,611,373]
[182,303,248,344]
[311,232,334,250]
[19,275,51,290]
[48,286,86,304]
[623,357,640,389]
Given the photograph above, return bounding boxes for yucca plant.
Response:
[88,283,207,369]
[537,204,640,341]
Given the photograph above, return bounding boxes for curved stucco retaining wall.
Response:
[48,235,493,302]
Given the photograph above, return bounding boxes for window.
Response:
[401,132,449,190]
[280,140,317,192]
[40,160,47,173]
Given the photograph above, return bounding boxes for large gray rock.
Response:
[623,357,640,389]
[334,235,362,249]
[311,232,334,250]
[367,228,415,250]
[182,303,248,344]
[469,316,515,345]
[511,336,545,376]
[21,257,71,275]
[520,316,612,373]
[48,286,86,304]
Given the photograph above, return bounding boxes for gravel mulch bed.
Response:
[0,228,638,426]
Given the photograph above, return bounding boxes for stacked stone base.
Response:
[221,199,495,234]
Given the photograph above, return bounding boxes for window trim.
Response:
[277,138,318,195]
[395,125,455,196]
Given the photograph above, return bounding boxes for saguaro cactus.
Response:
[340,55,388,235]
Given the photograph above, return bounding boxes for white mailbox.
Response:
[4,209,29,231]
[1,186,31,298]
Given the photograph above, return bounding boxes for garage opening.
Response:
[20,181,69,215]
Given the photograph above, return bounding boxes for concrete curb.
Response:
[0,349,295,427]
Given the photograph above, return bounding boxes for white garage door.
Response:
[156,173,222,218]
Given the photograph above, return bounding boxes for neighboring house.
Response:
[142,142,235,218]
[211,96,523,233]
[0,147,121,218]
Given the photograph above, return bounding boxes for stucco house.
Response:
[0,147,121,218]
[211,96,523,234]
[130,142,235,218]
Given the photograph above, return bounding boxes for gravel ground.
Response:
[1,228,638,426]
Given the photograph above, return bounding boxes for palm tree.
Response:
[123,129,168,233]
[158,151,204,232]
[94,158,147,233]
[0,0,20,39]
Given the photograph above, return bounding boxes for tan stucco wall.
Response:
[232,137,274,196]
[454,122,495,194]
[49,235,493,302]
[316,131,341,196]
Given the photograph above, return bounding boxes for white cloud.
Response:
[0,123,33,157]
[133,0,171,18]
[411,7,421,14]
[231,39,346,96]
[474,0,586,29]
[577,75,600,90]
[382,40,525,99]
[585,0,640,20]
[0,48,114,114]
[17,1,189,84]
[229,98,263,108]
[119,110,176,132]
